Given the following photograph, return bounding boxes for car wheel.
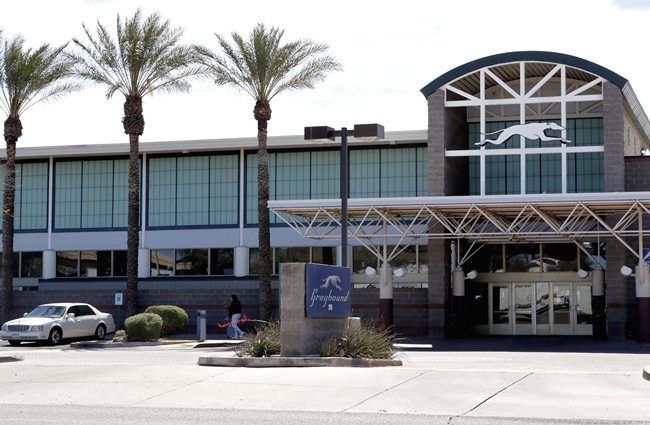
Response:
[95,324,107,340]
[8,340,21,346]
[48,328,62,345]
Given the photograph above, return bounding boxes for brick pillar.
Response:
[602,82,628,339]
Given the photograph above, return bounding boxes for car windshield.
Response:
[26,305,66,318]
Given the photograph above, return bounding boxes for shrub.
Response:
[319,321,399,359]
[235,320,281,358]
[124,313,163,342]
[144,305,188,337]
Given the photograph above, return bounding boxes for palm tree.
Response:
[196,23,341,321]
[0,30,80,323]
[71,10,204,317]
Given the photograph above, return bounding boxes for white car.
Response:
[0,303,116,346]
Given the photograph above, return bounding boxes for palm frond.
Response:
[196,22,342,103]
[71,8,205,101]
[0,32,80,118]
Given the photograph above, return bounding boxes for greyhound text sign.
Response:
[305,263,351,318]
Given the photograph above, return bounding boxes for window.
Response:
[80,251,114,277]
[274,247,310,273]
[210,249,234,275]
[20,252,43,278]
[352,245,428,275]
[150,249,174,276]
[148,154,238,228]
[466,119,604,195]
[526,154,561,194]
[0,162,49,231]
[75,305,95,316]
[175,249,208,276]
[56,250,127,277]
[150,248,235,276]
[0,252,43,278]
[312,247,337,265]
[567,152,604,192]
[246,145,427,225]
[56,251,79,277]
[54,159,129,229]
[249,246,338,275]
[485,155,520,195]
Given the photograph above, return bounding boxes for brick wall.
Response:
[9,278,428,337]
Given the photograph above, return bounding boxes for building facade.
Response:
[3,51,650,340]
[421,51,650,341]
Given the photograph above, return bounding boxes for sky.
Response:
[3,0,650,147]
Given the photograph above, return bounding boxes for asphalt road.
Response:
[1,337,649,425]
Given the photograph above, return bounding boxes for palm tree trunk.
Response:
[125,133,140,317]
[123,95,144,318]
[256,117,273,321]
[1,117,20,324]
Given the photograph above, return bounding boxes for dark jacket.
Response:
[227,296,242,316]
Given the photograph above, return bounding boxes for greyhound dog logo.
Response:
[320,275,343,290]
[476,122,571,147]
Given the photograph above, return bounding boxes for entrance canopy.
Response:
[269,192,650,263]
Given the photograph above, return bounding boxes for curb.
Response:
[198,355,402,368]
[644,366,650,382]
[70,339,242,349]
[0,355,24,363]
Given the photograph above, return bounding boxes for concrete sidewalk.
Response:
[1,335,650,423]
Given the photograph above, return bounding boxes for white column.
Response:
[636,263,650,298]
[138,248,150,278]
[592,267,605,296]
[453,267,466,296]
[380,263,393,301]
[42,250,56,279]
[234,246,249,277]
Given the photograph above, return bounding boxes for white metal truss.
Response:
[269,192,650,264]
[443,61,605,196]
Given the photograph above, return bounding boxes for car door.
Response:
[76,305,99,337]
[62,306,82,338]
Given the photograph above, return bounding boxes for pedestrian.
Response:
[225,294,244,339]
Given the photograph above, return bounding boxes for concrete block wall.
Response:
[9,277,428,337]
[351,287,429,336]
[603,82,626,193]
[12,277,269,335]
[625,156,650,189]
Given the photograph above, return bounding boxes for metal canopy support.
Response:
[269,192,650,265]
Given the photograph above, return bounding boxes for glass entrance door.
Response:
[552,284,572,335]
[574,284,593,335]
[550,283,593,335]
[490,283,511,335]
[514,284,533,334]
[489,283,534,335]
[488,281,592,336]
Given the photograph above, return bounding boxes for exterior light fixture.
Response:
[365,266,378,276]
[392,267,407,279]
[365,266,407,279]
[620,265,634,277]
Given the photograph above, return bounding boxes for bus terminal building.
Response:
[4,51,650,342]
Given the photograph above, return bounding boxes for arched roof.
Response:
[420,51,628,98]
[419,50,650,144]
